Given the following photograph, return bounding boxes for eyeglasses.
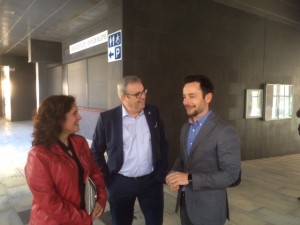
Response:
[125,89,148,98]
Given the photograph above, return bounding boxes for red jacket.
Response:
[25,134,107,225]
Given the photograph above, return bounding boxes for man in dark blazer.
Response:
[166,75,241,225]
[91,75,168,225]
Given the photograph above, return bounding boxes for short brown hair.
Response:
[184,75,214,98]
[32,95,76,148]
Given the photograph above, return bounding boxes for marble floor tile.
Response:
[7,185,32,212]
[0,195,14,211]
[253,207,300,225]
[228,207,270,225]
[0,210,23,225]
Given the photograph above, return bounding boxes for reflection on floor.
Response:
[1,118,300,225]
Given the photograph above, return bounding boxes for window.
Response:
[264,84,293,121]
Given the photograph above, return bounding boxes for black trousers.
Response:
[107,173,163,225]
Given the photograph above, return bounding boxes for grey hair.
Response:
[117,75,142,98]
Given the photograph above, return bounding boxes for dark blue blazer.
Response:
[91,104,168,184]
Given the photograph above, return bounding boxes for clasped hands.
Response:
[165,171,189,192]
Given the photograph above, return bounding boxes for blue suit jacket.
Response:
[91,104,168,184]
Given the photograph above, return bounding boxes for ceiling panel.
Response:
[0,0,108,56]
[213,0,300,26]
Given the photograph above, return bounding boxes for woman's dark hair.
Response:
[184,75,214,98]
[32,95,76,148]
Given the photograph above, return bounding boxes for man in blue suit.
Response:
[166,75,241,225]
[91,75,168,225]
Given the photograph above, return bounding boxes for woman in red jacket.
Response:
[25,95,106,225]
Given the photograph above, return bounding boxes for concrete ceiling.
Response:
[1,0,300,58]
[0,0,108,57]
[213,0,300,27]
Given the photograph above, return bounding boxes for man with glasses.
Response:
[91,75,168,225]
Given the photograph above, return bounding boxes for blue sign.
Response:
[108,30,122,62]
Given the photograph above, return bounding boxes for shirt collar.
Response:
[122,105,144,118]
[189,110,212,125]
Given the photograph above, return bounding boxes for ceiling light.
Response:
[3,10,15,15]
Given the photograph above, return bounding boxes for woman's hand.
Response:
[92,202,104,220]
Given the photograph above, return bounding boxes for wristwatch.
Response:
[188,173,192,183]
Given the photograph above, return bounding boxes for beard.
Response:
[186,107,201,117]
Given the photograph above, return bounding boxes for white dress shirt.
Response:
[118,105,153,177]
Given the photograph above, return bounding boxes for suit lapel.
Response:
[144,106,155,128]
[188,112,217,160]
[182,123,190,163]
[115,106,123,151]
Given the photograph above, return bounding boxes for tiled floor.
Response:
[1,118,300,225]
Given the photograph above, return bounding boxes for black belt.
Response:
[117,172,153,180]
